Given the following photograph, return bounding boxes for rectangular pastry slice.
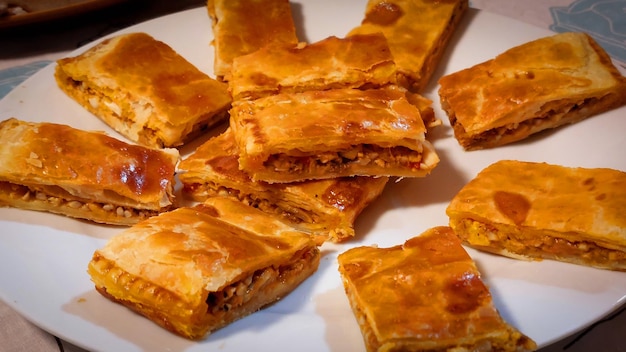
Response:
[438,32,626,150]
[348,0,468,92]
[229,86,439,183]
[0,118,178,225]
[207,0,299,81]
[229,33,397,101]
[446,160,626,271]
[55,32,232,148]
[88,196,321,340]
[337,226,537,352]
[177,129,389,242]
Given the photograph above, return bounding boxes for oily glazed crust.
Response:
[446,160,626,270]
[177,129,389,242]
[88,197,320,339]
[55,32,231,148]
[229,33,397,100]
[229,86,439,183]
[438,32,626,150]
[337,226,537,352]
[348,0,468,93]
[0,118,178,225]
[207,0,298,81]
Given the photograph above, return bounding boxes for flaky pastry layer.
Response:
[348,0,468,92]
[229,33,397,100]
[207,0,298,81]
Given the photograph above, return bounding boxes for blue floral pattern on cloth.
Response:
[550,0,626,66]
[0,60,52,99]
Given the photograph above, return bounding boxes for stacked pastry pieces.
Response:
[178,31,441,242]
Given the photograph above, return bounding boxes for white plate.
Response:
[1,2,625,351]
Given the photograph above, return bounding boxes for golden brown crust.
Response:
[338,226,537,352]
[438,32,626,150]
[207,0,298,81]
[177,129,389,242]
[55,32,232,148]
[348,0,468,92]
[229,33,397,101]
[0,118,178,225]
[88,197,320,339]
[229,86,439,183]
[446,160,626,271]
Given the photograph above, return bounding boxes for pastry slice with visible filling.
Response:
[177,128,388,242]
[229,86,439,183]
[438,32,626,150]
[55,32,231,148]
[0,118,178,225]
[447,160,626,271]
[338,226,537,352]
[88,196,321,340]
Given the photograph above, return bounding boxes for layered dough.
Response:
[229,86,439,183]
[207,0,298,81]
[229,33,397,100]
[447,160,626,271]
[177,129,388,242]
[338,226,537,352]
[55,32,232,148]
[348,0,468,92]
[88,197,321,340]
[438,32,626,150]
[0,118,178,225]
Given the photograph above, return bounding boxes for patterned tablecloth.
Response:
[0,1,624,351]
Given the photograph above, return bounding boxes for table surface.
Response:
[0,1,624,351]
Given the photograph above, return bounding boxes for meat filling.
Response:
[265,144,424,174]
[205,248,315,317]
[455,218,626,267]
[0,181,159,222]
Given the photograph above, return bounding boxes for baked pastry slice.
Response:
[55,32,232,148]
[338,226,537,352]
[446,160,626,271]
[348,0,468,92]
[88,196,321,340]
[438,32,626,150]
[177,129,389,242]
[207,0,298,81]
[0,118,178,225]
[229,33,397,101]
[229,86,439,183]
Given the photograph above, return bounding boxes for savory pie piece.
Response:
[439,32,626,150]
[55,32,232,148]
[348,0,468,92]
[338,226,537,352]
[88,196,321,340]
[177,129,389,242]
[0,118,178,225]
[447,160,626,271]
[229,86,439,183]
[207,0,299,81]
[229,33,397,101]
